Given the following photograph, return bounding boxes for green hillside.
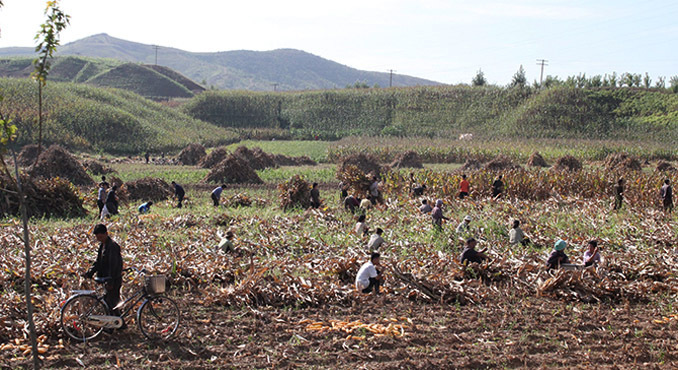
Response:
[0,78,236,154]
[183,86,678,142]
[0,56,205,98]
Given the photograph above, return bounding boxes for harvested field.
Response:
[82,159,116,176]
[122,177,173,202]
[604,153,642,172]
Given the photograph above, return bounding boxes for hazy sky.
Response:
[0,0,676,85]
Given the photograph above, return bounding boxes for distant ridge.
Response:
[0,56,204,98]
[0,33,441,91]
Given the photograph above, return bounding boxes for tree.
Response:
[655,76,666,89]
[542,75,561,89]
[31,0,70,160]
[471,69,486,86]
[510,65,527,88]
[670,76,678,93]
[643,73,652,89]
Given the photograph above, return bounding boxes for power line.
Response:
[536,59,549,85]
[387,69,396,87]
[152,45,160,65]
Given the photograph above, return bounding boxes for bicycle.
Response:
[60,267,180,342]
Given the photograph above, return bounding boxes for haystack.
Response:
[656,161,676,172]
[272,154,317,167]
[233,146,277,170]
[17,144,40,167]
[526,152,548,167]
[30,145,93,186]
[337,153,382,178]
[200,147,229,169]
[82,159,116,176]
[484,155,519,171]
[390,151,423,169]
[461,158,484,171]
[552,155,582,172]
[278,175,311,210]
[603,153,642,172]
[122,177,173,202]
[204,154,263,184]
[0,173,86,218]
[178,143,207,165]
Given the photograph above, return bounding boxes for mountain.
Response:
[0,33,440,91]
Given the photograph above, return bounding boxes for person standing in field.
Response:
[369,177,382,205]
[96,181,108,217]
[460,238,488,265]
[171,181,185,208]
[491,175,504,199]
[85,224,123,316]
[211,184,225,207]
[459,174,470,199]
[613,178,624,210]
[431,199,449,229]
[138,201,153,214]
[144,152,150,164]
[355,252,383,294]
[661,179,673,213]
[310,183,321,209]
[367,228,385,250]
[105,185,119,216]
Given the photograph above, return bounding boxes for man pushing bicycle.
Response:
[85,224,123,316]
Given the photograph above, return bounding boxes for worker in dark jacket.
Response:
[85,224,123,315]
[171,181,185,208]
[310,183,321,208]
[105,185,119,215]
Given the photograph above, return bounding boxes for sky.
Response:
[0,0,676,85]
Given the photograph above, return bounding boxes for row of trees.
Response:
[472,66,678,92]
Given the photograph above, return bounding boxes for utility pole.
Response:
[387,69,396,87]
[153,45,160,65]
[272,83,278,92]
[536,59,548,85]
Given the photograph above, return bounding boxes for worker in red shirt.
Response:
[459,174,470,199]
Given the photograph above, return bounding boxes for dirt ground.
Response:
[4,292,676,369]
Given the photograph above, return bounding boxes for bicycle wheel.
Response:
[60,295,108,342]
[137,296,180,340]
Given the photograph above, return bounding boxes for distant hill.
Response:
[0,78,235,153]
[0,56,204,98]
[0,33,441,91]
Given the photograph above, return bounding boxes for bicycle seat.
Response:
[94,277,112,284]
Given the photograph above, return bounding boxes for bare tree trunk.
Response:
[35,83,42,162]
[12,151,40,369]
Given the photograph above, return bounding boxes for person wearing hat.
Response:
[546,239,570,269]
[211,184,226,207]
[460,238,488,265]
[431,199,449,229]
[456,215,472,234]
[218,231,235,253]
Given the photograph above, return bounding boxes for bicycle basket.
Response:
[144,275,166,295]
